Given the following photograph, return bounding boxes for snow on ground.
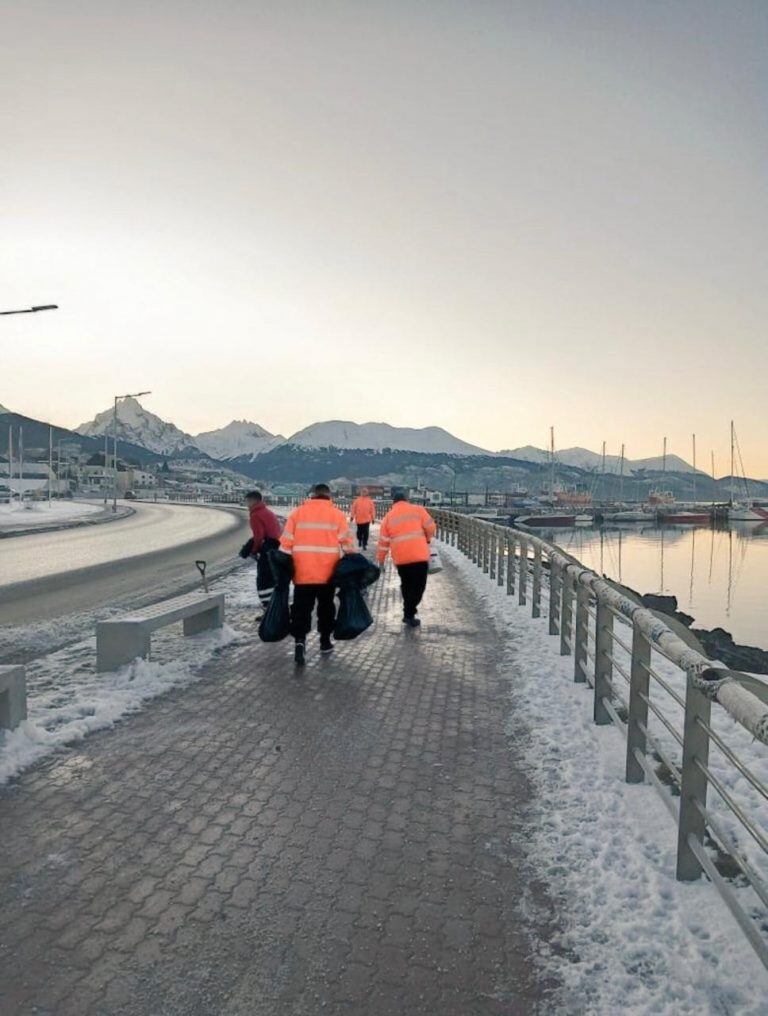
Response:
[440,542,768,1015]
[0,500,102,530]
[0,565,258,784]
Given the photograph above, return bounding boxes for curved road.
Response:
[0,501,249,627]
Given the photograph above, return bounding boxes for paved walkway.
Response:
[0,555,555,1015]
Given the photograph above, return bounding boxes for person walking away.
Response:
[246,491,282,619]
[377,487,436,628]
[280,483,356,665]
[350,487,376,550]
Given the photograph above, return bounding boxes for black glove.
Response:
[239,538,254,559]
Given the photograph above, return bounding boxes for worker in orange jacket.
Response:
[349,487,376,550]
[280,483,356,665]
[377,487,436,628]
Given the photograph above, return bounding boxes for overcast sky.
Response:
[2,1,766,470]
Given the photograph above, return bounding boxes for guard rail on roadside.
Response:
[429,508,768,971]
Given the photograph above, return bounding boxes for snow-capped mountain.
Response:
[284,420,491,456]
[500,445,696,473]
[194,420,284,461]
[78,398,198,456]
[0,403,9,415]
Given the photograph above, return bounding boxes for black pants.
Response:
[397,561,429,619]
[256,538,280,608]
[356,522,371,550]
[290,583,336,640]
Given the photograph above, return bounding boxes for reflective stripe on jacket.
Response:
[377,501,436,566]
[350,496,376,525]
[279,498,356,584]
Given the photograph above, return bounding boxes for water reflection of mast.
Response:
[727,527,733,617]
[660,526,666,592]
[689,527,695,606]
[708,525,715,584]
[618,528,623,583]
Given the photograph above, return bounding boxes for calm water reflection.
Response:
[540,522,768,650]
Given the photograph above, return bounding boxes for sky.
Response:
[2,0,767,471]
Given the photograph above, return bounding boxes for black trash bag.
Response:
[239,537,254,559]
[333,553,381,591]
[258,549,294,643]
[334,587,373,640]
[332,553,380,641]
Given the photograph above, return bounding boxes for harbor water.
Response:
[539,520,768,651]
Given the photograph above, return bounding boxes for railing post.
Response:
[593,600,613,724]
[573,581,590,683]
[549,560,562,635]
[676,676,712,881]
[506,534,516,596]
[489,530,496,580]
[497,532,505,587]
[531,545,542,618]
[625,619,651,783]
[560,569,574,656]
[518,537,528,605]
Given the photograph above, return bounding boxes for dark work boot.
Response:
[294,641,306,666]
[403,617,421,628]
[320,636,334,655]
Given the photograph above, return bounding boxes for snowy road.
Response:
[0,502,249,637]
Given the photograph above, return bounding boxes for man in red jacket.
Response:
[245,491,282,617]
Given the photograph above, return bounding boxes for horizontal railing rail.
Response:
[429,508,768,971]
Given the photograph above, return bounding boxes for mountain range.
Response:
[73,398,703,474]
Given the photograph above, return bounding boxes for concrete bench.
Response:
[0,665,27,731]
[96,592,225,672]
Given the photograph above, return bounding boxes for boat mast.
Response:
[619,443,625,502]
[549,426,555,501]
[730,420,735,507]
[692,433,696,504]
[601,440,606,503]
[711,450,715,507]
[662,436,667,477]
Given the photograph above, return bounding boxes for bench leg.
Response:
[0,668,27,731]
[97,623,151,672]
[183,604,224,636]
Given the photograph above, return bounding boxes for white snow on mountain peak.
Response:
[500,445,696,473]
[0,403,9,415]
[77,397,197,456]
[284,420,491,455]
[194,420,283,461]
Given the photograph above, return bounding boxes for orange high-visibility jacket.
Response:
[377,501,436,566]
[350,496,376,525]
[280,497,356,585]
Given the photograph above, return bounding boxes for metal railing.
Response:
[430,509,768,971]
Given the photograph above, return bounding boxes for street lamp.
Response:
[0,304,58,316]
[112,391,151,512]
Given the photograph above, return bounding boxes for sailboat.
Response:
[515,427,578,528]
[726,421,768,521]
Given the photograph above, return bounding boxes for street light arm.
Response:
[0,304,58,316]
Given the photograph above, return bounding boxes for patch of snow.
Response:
[285,420,490,455]
[0,402,9,415]
[77,397,197,456]
[194,420,284,460]
[440,542,768,1013]
[499,446,698,474]
[0,500,102,530]
[0,567,259,784]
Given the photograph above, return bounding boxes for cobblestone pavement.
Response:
[0,555,556,1015]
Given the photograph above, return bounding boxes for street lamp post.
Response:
[0,304,58,316]
[112,391,151,512]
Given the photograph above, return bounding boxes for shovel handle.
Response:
[195,559,209,593]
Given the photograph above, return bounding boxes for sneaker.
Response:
[320,637,334,655]
[294,642,306,666]
[403,617,421,628]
